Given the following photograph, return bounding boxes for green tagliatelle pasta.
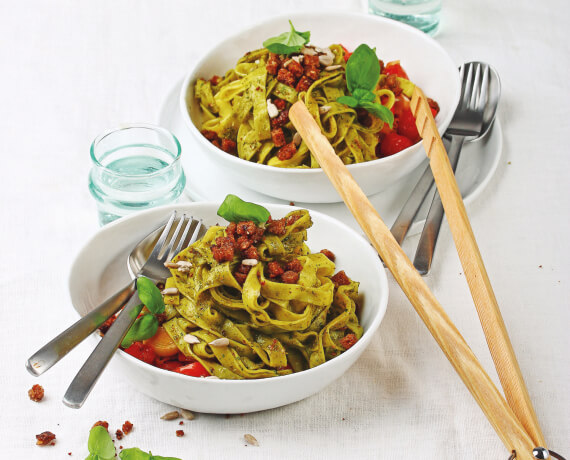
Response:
[161,210,363,379]
[193,45,416,167]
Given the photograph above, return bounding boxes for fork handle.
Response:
[390,137,452,245]
[26,278,137,377]
[413,134,465,275]
[63,288,142,409]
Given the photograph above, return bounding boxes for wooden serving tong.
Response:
[289,92,553,459]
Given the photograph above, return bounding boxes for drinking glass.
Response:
[88,124,186,225]
[368,0,441,36]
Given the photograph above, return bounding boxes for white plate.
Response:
[158,80,502,237]
[69,202,388,413]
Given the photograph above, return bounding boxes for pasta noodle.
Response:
[161,210,363,379]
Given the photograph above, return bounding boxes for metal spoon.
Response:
[413,62,501,274]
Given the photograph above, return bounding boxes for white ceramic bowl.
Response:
[179,12,460,203]
[69,202,388,413]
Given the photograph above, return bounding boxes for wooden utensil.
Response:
[409,86,547,450]
[289,100,536,459]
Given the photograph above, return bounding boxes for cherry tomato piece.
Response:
[378,132,414,157]
[175,362,210,378]
[143,326,179,357]
[397,109,420,143]
[383,63,409,79]
[177,352,196,363]
[340,44,352,62]
[124,342,156,365]
[156,358,183,371]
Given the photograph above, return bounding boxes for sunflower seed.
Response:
[319,105,331,114]
[161,287,179,295]
[209,337,230,347]
[164,262,180,269]
[293,132,302,146]
[324,65,341,71]
[319,54,334,67]
[177,260,192,268]
[244,434,259,446]
[301,46,317,56]
[291,55,303,63]
[183,334,200,344]
[180,409,195,420]
[266,99,279,118]
[177,266,191,273]
[160,411,180,421]
[241,259,258,266]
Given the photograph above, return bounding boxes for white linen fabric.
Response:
[1,1,568,458]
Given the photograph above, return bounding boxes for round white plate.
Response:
[158,80,502,237]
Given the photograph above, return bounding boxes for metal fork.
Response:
[413,62,490,274]
[57,211,202,408]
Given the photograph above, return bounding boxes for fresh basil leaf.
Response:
[150,454,183,460]
[217,194,270,224]
[137,277,165,315]
[345,44,380,93]
[352,88,376,103]
[336,95,359,108]
[262,20,310,55]
[119,448,181,460]
[87,426,116,460]
[121,314,159,349]
[359,101,394,128]
[120,448,150,460]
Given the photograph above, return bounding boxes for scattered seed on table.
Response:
[244,434,259,446]
[180,409,195,420]
[161,411,180,421]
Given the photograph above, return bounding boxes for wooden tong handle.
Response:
[289,100,535,459]
[410,86,546,449]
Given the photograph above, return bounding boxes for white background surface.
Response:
[1,1,569,459]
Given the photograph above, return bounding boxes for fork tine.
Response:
[147,211,177,261]
[460,63,474,109]
[160,214,187,262]
[170,216,194,258]
[468,63,481,110]
[476,64,490,112]
[188,220,204,246]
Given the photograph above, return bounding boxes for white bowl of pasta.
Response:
[179,12,460,203]
[69,201,388,413]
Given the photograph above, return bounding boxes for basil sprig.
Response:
[120,277,165,348]
[262,20,310,55]
[217,194,270,224]
[120,447,181,460]
[85,426,181,460]
[86,426,116,460]
[336,44,394,128]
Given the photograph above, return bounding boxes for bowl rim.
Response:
[178,10,460,175]
[69,201,389,386]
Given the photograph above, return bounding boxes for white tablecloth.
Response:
[2,1,569,458]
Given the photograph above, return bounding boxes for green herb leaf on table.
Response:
[336,43,394,128]
[217,194,270,224]
[262,20,310,55]
[137,277,165,315]
[86,426,116,460]
[120,447,181,460]
[121,314,159,349]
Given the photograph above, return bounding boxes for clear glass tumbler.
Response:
[88,124,186,225]
[369,0,441,36]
